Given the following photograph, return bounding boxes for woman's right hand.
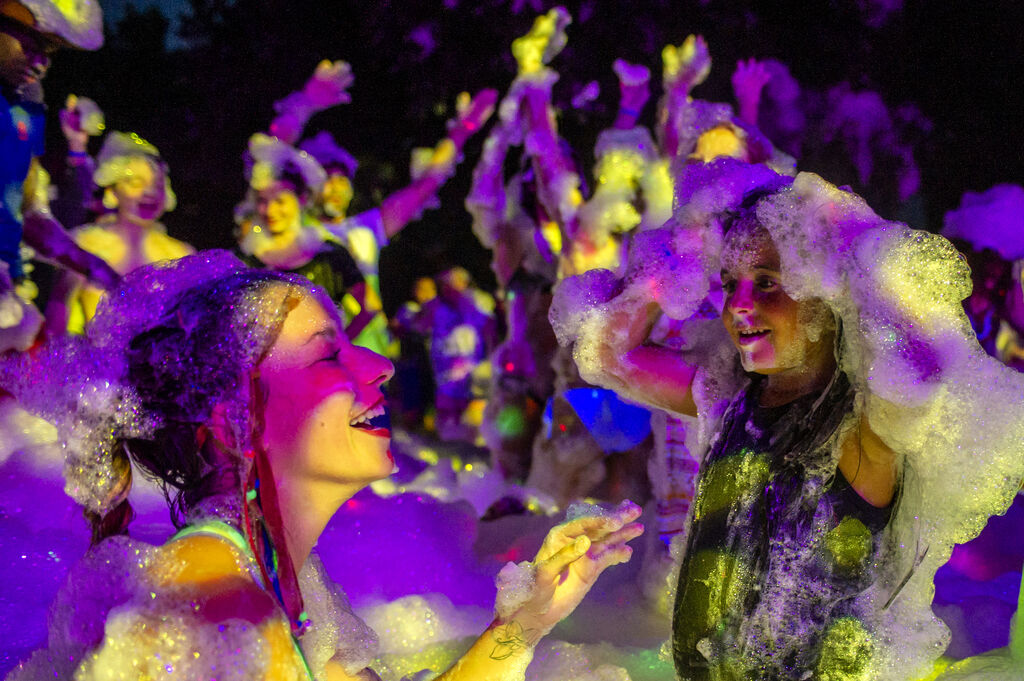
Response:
[502,501,644,643]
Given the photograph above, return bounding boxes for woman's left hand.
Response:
[508,501,644,638]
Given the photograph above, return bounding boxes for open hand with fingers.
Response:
[496,500,644,650]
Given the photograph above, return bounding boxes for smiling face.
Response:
[256,181,303,235]
[112,156,168,222]
[0,12,55,90]
[258,292,395,492]
[720,220,832,374]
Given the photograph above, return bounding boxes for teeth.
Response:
[350,403,385,427]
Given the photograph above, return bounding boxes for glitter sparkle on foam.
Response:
[550,160,1024,679]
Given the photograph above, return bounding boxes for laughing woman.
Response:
[6,251,642,681]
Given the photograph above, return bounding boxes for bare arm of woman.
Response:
[428,505,644,681]
[838,414,898,508]
[590,299,699,417]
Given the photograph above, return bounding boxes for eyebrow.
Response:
[720,264,779,276]
[303,325,337,345]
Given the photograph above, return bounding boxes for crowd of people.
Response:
[2,2,1023,680]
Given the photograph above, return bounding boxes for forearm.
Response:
[434,617,538,681]
[738,94,761,128]
[521,84,581,228]
[21,212,118,289]
[616,345,697,416]
[379,173,447,238]
[590,301,697,415]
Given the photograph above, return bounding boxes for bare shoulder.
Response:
[153,533,278,624]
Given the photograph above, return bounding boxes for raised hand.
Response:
[511,7,571,76]
[613,59,651,128]
[411,89,498,181]
[448,89,498,148]
[503,501,644,639]
[732,58,772,125]
[302,59,354,110]
[662,35,711,96]
[60,94,104,153]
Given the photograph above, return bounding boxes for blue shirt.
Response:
[1,87,46,279]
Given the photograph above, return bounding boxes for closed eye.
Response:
[316,349,341,364]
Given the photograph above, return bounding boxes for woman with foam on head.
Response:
[4,251,643,681]
[550,157,1024,680]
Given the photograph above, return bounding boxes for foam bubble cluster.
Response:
[494,560,538,621]
[551,160,1024,678]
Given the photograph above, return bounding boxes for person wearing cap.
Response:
[46,131,195,335]
[0,0,117,347]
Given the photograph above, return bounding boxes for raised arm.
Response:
[657,35,711,160]
[612,59,651,131]
[594,299,698,416]
[21,159,119,290]
[379,89,497,239]
[510,8,582,240]
[731,58,771,127]
[269,60,354,145]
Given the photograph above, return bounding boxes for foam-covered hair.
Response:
[93,131,177,212]
[550,158,1024,678]
[0,251,332,518]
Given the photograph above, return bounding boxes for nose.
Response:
[727,280,755,315]
[355,345,394,386]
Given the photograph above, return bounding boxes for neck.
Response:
[114,212,157,231]
[759,337,837,407]
[272,474,362,572]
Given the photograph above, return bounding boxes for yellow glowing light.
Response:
[691,126,746,163]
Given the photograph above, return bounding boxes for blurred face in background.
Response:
[0,8,56,90]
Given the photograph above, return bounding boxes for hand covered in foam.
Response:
[511,7,571,77]
[494,501,643,641]
[662,35,711,95]
[613,59,651,120]
[60,94,104,151]
[302,59,354,110]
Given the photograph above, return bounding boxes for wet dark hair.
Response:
[92,269,309,540]
[720,183,791,236]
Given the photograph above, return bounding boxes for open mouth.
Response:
[350,402,391,435]
[736,327,771,345]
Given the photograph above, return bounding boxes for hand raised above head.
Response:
[448,89,499,148]
[302,59,354,110]
[663,35,712,94]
